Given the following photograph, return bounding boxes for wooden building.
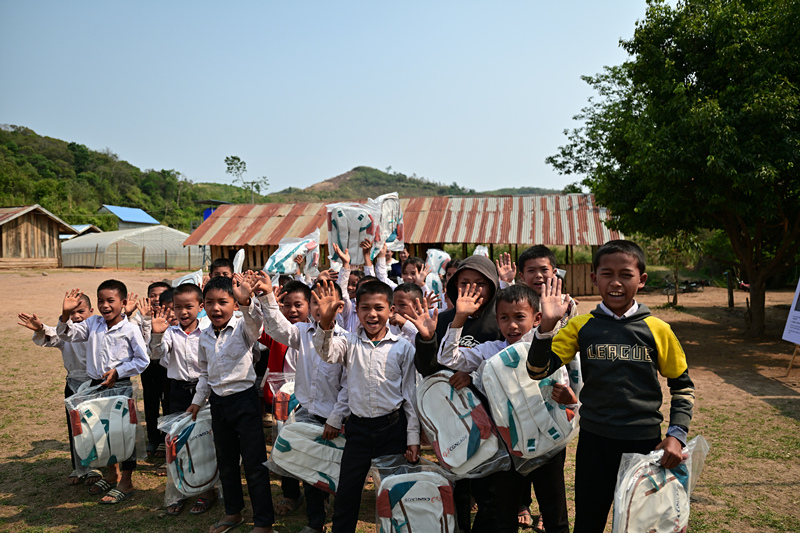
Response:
[0,205,77,269]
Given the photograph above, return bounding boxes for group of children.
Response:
[19,238,694,533]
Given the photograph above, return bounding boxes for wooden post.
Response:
[188,247,191,270]
[787,345,799,376]
[514,243,518,263]
[727,271,734,308]
[93,244,99,269]
[142,246,146,271]
[115,242,119,270]
[489,243,494,261]
[165,250,168,270]
[462,243,467,260]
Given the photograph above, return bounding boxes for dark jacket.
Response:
[414,255,503,377]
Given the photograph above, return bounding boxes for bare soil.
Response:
[0,268,798,532]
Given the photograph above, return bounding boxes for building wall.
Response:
[0,212,62,268]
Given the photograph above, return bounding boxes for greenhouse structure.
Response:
[62,225,203,269]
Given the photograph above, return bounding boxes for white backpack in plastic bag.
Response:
[271,422,346,494]
[172,269,204,287]
[369,192,405,252]
[71,395,138,468]
[417,370,499,476]
[376,470,456,533]
[425,248,451,276]
[165,408,219,497]
[482,342,576,458]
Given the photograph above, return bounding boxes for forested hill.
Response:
[0,125,560,232]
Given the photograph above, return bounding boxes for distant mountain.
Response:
[482,186,561,195]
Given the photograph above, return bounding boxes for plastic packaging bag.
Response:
[264,229,321,277]
[370,455,458,533]
[416,370,511,479]
[172,269,204,287]
[233,249,245,274]
[266,408,346,493]
[65,381,146,472]
[472,245,489,257]
[612,435,709,533]
[157,406,220,506]
[368,192,405,252]
[425,248,451,277]
[326,202,382,266]
[264,372,298,444]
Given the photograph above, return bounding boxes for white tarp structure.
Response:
[62,225,203,269]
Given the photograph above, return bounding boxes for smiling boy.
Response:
[312,279,419,533]
[527,240,695,533]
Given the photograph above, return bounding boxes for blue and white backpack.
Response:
[271,422,346,494]
[164,408,219,497]
[70,395,138,468]
[376,470,456,533]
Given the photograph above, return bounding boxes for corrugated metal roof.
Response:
[0,204,77,233]
[99,205,159,224]
[183,194,622,247]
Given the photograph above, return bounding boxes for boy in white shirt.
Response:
[57,279,150,504]
[312,280,420,533]
[187,275,275,533]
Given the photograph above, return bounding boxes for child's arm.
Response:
[56,289,90,342]
[236,271,266,345]
[323,368,350,440]
[188,341,209,420]
[19,313,64,348]
[360,239,374,274]
[257,287,302,350]
[311,281,348,365]
[527,277,578,379]
[149,307,172,365]
[373,243,398,289]
[333,244,353,315]
[401,343,421,462]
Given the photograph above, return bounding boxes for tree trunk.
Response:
[672,264,679,306]
[744,276,766,337]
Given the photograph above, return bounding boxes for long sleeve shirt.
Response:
[32,323,90,384]
[191,298,264,406]
[57,314,149,381]
[336,265,359,332]
[260,292,350,429]
[151,325,203,382]
[313,326,420,446]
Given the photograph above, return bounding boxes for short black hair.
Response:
[147,281,172,295]
[278,275,293,287]
[173,283,203,303]
[356,280,393,306]
[402,257,424,273]
[97,279,127,299]
[78,293,92,308]
[159,289,174,306]
[210,258,234,276]
[281,280,312,303]
[444,259,461,273]
[349,270,365,281]
[495,284,540,313]
[592,240,646,274]
[517,245,557,273]
[312,279,343,300]
[394,282,424,302]
[203,275,234,298]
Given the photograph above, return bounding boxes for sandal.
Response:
[275,493,304,516]
[153,443,166,458]
[518,506,533,529]
[210,517,244,533]
[190,496,217,515]
[534,513,546,533]
[84,469,103,486]
[166,500,185,516]
[66,470,84,486]
[156,463,168,477]
[99,488,135,504]
[88,479,116,495]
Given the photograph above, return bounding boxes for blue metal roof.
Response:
[100,205,159,224]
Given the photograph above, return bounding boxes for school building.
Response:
[183,194,622,296]
[0,204,77,269]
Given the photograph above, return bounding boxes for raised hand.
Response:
[233,272,254,305]
[232,272,244,286]
[415,264,432,287]
[201,274,210,289]
[18,312,43,332]
[455,284,483,320]
[124,293,139,316]
[496,252,517,283]
[311,280,343,329]
[137,297,152,318]
[332,243,350,266]
[151,305,170,334]
[360,239,373,266]
[62,289,84,316]
[424,292,441,310]
[251,270,272,295]
[402,297,438,341]
[539,276,570,333]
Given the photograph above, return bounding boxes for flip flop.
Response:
[210,517,244,533]
[66,470,84,486]
[84,469,103,485]
[189,496,217,515]
[518,506,533,529]
[165,499,185,516]
[275,493,304,516]
[88,479,116,495]
[99,488,135,504]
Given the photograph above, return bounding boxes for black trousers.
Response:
[573,430,661,533]
[168,379,197,415]
[210,386,274,527]
[304,481,330,530]
[64,381,78,471]
[141,361,169,447]
[332,409,408,533]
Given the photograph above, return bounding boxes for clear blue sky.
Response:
[0,1,646,193]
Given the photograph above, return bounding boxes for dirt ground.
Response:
[0,268,799,532]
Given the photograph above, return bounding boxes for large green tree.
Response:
[547,0,800,336]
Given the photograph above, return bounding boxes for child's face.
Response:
[496,300,540,345]
[357,293,393,340]
[392,291,418,319]
[148,286,168,309]
[347,274,360,297]
[591,252,647,316]
[173,292,202,329]
[445,266,458,285]
[455,269,491,306]
[97,288,125,326]
[399,248,409,262]
[281,292,310,324]
[204,288,236,328]
[71,302,93,323]
[402,264,420,284]
[521,257,556,295]
[211,267,233,279]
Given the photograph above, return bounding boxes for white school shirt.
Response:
[57,314,149,381]
[336,265,359,332]
[260,292,350,429]
[32,324,90,383]
[313,326,420,446]
[151,324,203,382]
[389,320,418,348]
[191,298,264,407]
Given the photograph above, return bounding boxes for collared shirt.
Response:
[599,300,639,319]
[389,320,418,348]
[191,298,264,406]
[151,324,203,382]
[313,325,420,445]
[438,327,536,373]
[33,324,90,382]
[260,292,349,429]
[57,314,149,380]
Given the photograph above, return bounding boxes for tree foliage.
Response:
[547,0,800,336]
